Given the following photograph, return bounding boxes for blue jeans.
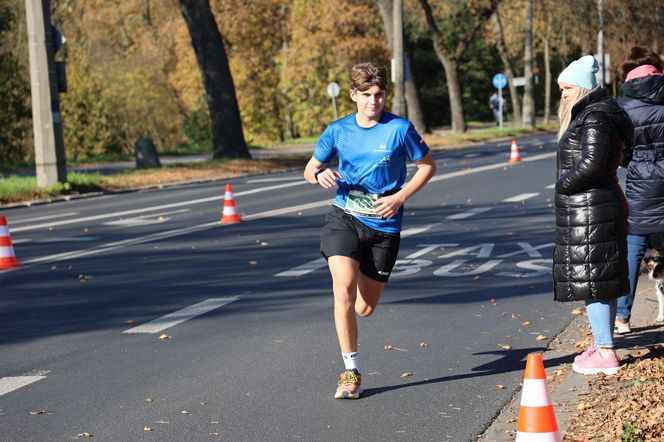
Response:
[616,234,649,321]
[585,298,617,348]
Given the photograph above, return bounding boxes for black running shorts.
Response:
[320,206,401,283]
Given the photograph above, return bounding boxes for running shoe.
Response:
[335,369,362,399]
[614,318,631,334]
[572,350,620,375]
[574,343,597,363]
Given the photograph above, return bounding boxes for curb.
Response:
[479,274,664,441]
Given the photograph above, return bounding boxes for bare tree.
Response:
[418,0,500,133]
[179,0,249,159]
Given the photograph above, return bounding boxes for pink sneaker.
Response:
[572,349,620,375]
[574,344,597,363]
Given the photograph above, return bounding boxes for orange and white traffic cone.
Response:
[515,353,561,441]
[220,183,242,224]
[0,215,21,269]
[509,139,522,163]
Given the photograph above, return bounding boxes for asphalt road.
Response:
[1,134,571,441]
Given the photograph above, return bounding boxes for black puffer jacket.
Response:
[618,75,664,235]
[553,88,634,302]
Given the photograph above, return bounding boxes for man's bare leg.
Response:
[328,256,360,353]
[356,273,386,317]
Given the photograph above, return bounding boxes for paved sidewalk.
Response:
[480,273,664,441]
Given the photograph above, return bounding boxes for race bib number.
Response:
[344,191,381,219]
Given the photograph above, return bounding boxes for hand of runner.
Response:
[318,169,342,189]
[374,194,404,219]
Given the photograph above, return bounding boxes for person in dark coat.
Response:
[614,47,664,333]
[554,55,634,375]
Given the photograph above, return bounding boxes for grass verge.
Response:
[0,156,308,205]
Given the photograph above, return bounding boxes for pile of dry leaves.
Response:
[564,344,664,441]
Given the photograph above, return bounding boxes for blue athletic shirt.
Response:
[313,111,430,233]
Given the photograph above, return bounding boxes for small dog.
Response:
[643,255,664,323]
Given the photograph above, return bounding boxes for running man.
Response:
[304,62,436,399]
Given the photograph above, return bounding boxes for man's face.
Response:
[350,85,386,121]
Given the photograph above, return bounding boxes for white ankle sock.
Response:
[342,352,359,371]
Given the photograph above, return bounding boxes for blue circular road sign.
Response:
[492,73,507,89]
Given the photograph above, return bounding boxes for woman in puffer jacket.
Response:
[614,47,664,333]
[554,55,634,375]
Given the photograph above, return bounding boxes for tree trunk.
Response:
[542,34,551,124]
[492,11,521,123]
[418,0,499,133]
[440,56,465,133]
[377,0,428,133]
[405,44,428,133]
[179,0,250,159]
[521,0,536,129]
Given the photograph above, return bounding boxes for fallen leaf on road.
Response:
[384,345,407,351]
[500,344,512,350]
[72,432,93,439]
[144,427,153,432]
[473,275,481,280]
[497,384,505,390]
[126,319,138,324]
[260,241,269,246]
[571,308,584,316]
[400,372,413,378]
[144,398,153,402]
[159,334,172,340]
[29,409,49,415]
[490,298,497,304]
[420,342,428,348]
[158,216,165,222]
[248,260,257,265]
[521,321,531,326]
[536,335,547,341]
[181,410,189,415]
[577,402,590,410]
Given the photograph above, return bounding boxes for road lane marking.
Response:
[429,151,555,185]
[275,224,438,277]
[5,200,331,272]
[246,177,301,183]
[10,182,308,233]
[446,207,492,220]
[123,297,239,334]
[275,258,326,277]
[13,237,99,244]
[546,184,555,189]
[10,212,80,224]
[503,193,539,203]
[0,375,47,396]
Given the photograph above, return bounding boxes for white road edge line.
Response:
[123,297,240,334]
[503,193,539,203]
[11,181,308,233]
[10,212,80,225]
[0,375,47,396]
[446,207,492,220]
